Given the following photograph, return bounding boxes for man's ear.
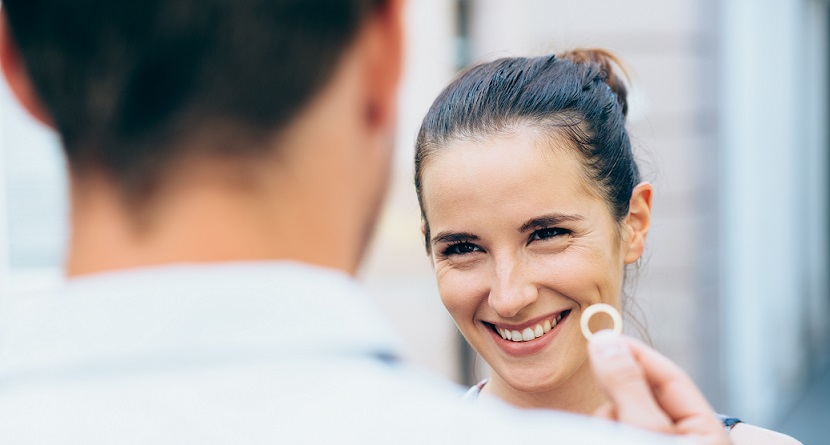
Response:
[623,182,653,264]
[360,0,404,131]
[0,12,53,128]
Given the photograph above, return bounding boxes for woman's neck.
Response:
[481,360,606,414]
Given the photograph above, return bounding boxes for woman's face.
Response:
[421,129,641,395]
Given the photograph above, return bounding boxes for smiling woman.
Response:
[414,49,800,445]
[418,95,650,412]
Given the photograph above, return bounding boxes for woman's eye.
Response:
[529,227,570,242]
[441,242,481,256]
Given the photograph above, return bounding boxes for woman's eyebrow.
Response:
[431,231,479,245]
[519,214,584,232]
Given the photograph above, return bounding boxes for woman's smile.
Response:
[488,309,569,342]
[483,309,572,356]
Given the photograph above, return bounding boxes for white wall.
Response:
[718,0,829,425]
[802,0,830,373]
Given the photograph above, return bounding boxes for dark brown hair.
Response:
[414,48,637,253]
[3,0,384,200]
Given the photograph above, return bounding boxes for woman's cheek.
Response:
[527,250,602,303]
[437,267,487,317]
[526,251,577,283]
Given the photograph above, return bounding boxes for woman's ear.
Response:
[623,182,653,264]
[0,12,53,128]
[420,220,437,267]
[420,220,430,254]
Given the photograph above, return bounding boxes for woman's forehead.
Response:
[420,131,602,223]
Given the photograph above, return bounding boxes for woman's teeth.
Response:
[497,314,563,342]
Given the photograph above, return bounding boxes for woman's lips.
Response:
[484,310,571,356]
[494,310,568,342]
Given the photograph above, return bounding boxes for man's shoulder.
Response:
[0,355,683,444]
[0,357,451,442]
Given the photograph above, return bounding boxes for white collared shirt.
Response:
[0,262,687,444]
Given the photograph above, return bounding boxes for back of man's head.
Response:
[2,0,382,199]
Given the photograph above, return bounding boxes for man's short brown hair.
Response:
[3,0,382,198]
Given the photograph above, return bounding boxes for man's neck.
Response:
[65,160,362,278]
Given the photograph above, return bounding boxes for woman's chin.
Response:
[492,368,567,394]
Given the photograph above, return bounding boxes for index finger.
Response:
[588,331,673,432]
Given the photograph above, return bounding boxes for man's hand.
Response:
[588,331,731,445]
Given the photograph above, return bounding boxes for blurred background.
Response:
[1,0,828,442]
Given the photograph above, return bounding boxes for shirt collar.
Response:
[0,262,403,378]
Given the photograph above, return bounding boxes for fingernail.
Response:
[590,330,625,358]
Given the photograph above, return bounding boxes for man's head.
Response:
[0,0,404,274]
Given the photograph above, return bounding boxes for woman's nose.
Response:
[487,260,538,318]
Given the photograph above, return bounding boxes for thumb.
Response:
[588,330,672,433]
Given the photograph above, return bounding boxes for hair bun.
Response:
[557,48,629,117]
